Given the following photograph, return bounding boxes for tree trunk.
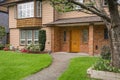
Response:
[111,26,120,68]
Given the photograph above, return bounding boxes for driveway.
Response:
[24,52,89,80]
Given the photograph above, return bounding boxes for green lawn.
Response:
[58,57,98,80]
[0,51,52,80]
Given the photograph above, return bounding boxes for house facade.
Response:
[0,0,109,55]
[0,6,9,44]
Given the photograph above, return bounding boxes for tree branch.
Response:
[68,0,111,22]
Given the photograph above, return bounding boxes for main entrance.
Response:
[71,29,80,52]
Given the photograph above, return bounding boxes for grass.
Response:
[58,57,98,80]
[0,51,52,80]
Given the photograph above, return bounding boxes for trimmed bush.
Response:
[39,30,46,51]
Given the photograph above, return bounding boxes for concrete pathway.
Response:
[24,52,89,80]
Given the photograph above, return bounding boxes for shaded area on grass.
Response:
[0,51,52,80]
[58,57,98,80]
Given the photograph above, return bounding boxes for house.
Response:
[0,0,109,55]
[0,6,9,45]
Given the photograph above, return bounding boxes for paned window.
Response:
[17,1,42,18]
[17,2,34,18]
[20,30,39,45]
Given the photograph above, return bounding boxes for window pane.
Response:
[82,29,88,43]
[34,30,39,44]
[27,30,32,45]
[20,30,26,45]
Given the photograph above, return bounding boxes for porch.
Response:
[46,16,109,55]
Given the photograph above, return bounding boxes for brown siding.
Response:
[17,18,42,28]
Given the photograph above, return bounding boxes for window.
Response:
[103,0,108,6]
[75,0,84,9]
[17,2,34,18]
[104,28,109,39]
[36,1,42,17]
[82,29,88,43]
[20,30,39,45]
[17,1,42,18]
[63,31,67,42]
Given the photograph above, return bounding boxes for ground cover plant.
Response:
[0,51,52,80]
[58,57,98,80]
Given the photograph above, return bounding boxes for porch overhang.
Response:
[45,16,104,27]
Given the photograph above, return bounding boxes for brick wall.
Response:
[9,6,17,29]
[51,26,89,53]
[93,25,109,54]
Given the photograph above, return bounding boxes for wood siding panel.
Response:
[17,18,42,28]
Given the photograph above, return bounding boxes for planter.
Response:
[87,67,120,80]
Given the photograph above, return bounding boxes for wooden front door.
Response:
[71,29,80,52]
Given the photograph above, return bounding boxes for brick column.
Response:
[89,24,94,55]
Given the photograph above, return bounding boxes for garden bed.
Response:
[87,67,120,80]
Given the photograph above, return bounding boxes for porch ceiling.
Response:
[45,16,103,27]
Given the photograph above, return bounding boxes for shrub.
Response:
[20,48,28,53]
[0,26,6,39]
[100,46,111,60]
[27,43,40,52]
[0,44,4,50]
[3,47,9,51]
[39,30,46,51]
[93,59,120,73]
